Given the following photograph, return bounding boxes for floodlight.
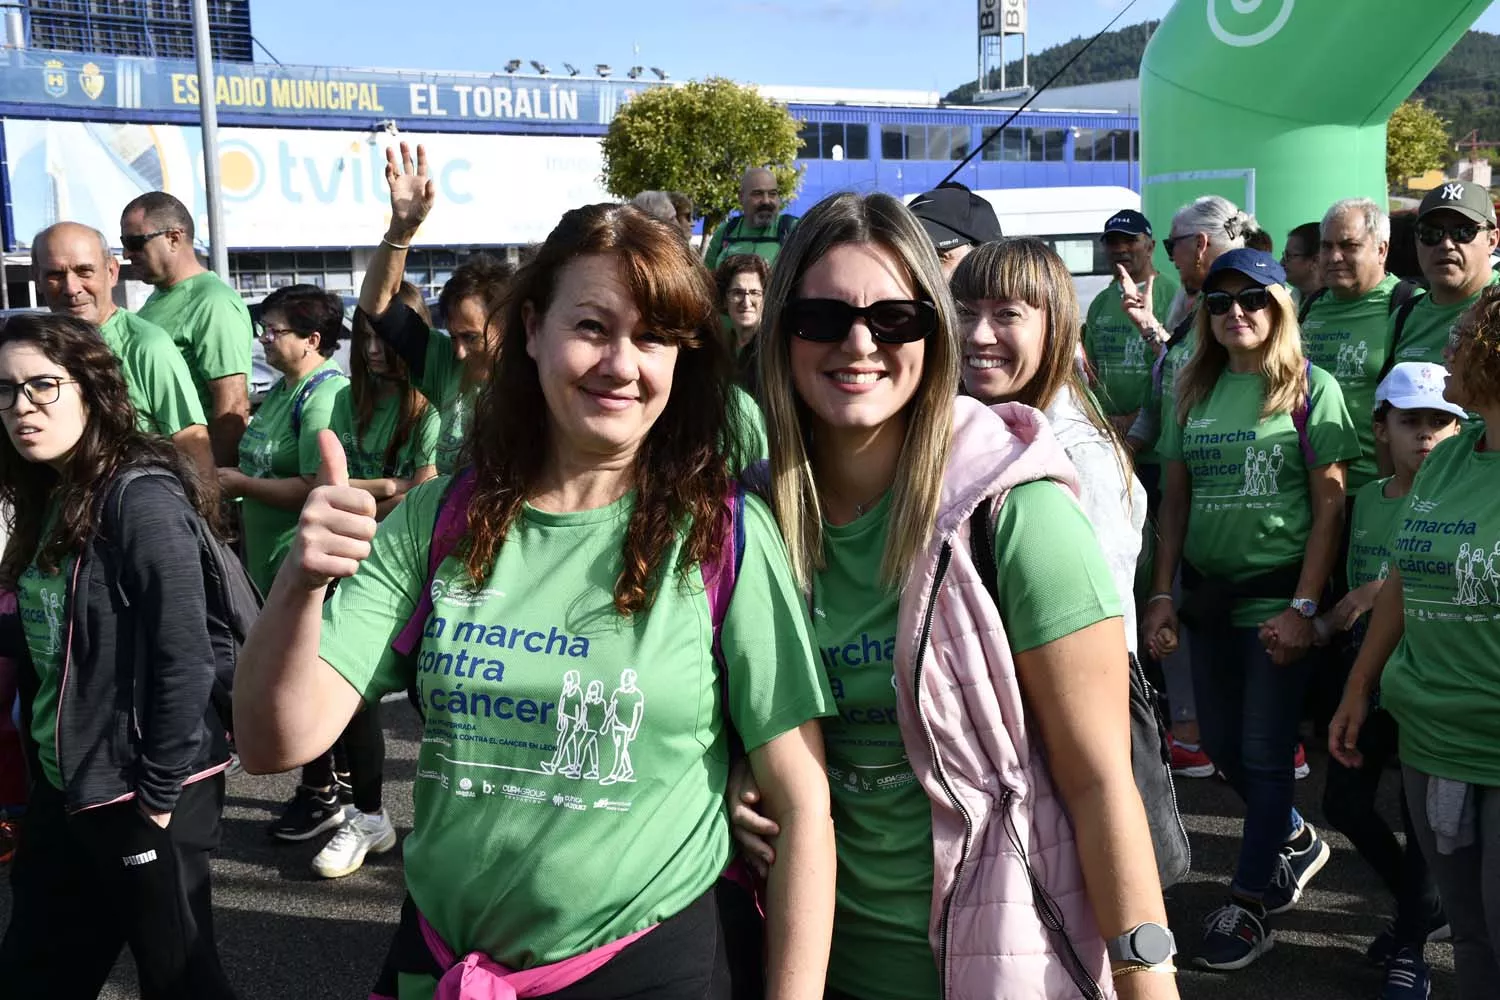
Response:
[563,62,580,76]
[530,60,549,75]
[650,67,668,80]
[504,59,522,73]
[627,66,643,79]
[595,63,612,77]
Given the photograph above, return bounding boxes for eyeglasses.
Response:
[0,375,77,411]
[784,298,937,344]
[120,228,178,253]
[1203,287,1271,316]
[728,288,763,301]
[1416,222,1493,247]
[256,324,299,343]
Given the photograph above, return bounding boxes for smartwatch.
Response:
[1290,597,1319,619]
[1106,922,1176,966]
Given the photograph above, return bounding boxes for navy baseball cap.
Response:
[1103,209,1152,238]
[908,183,1003,252]
[1205,248,1286,288]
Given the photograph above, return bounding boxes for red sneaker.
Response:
[1294,743,1310,780]
[1169,734,1216,778]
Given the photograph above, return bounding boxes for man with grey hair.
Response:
[703,166,798,269]
[32,221,215,488]
[628,190,678,229]
[1299,197,1420,492]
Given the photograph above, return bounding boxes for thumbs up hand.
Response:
[292,430,378,590]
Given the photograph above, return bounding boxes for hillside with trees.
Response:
[944,22,1500,148]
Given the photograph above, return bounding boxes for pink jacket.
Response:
[893,397,1115,1000]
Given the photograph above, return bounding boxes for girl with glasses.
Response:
[233,203,836,1000]
[0,313,236,998]
[732,193,1176,1000]
[1143,248,1360,971]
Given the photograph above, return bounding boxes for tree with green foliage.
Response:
[601,77,803,243]
[1387,99,1452,189]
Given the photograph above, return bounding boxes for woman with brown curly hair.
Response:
[1331,284,1500,1000]
[0,313,235,998]
[234,195,836,1000]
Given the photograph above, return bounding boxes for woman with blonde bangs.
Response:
[950,237,1147,659]
[1143,249,1360,972]
[732,193,1176,1000]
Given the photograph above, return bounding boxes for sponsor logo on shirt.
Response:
[431,578,506,608]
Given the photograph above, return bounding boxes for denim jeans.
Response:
[1189,625,1310,896]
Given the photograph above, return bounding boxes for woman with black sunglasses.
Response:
[730,192,1176,1000]
[1143,248,1360,972]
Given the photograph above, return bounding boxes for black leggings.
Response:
[1321,705,1443,948]
[302,702,385,813]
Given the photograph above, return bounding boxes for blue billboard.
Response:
[0,48,667,133]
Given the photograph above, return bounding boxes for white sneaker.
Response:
[311,810,397,879]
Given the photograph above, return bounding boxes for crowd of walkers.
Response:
[0,138,1495,1000]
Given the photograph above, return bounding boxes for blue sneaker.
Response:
[1382,948,1431,1000]
[1194,901,1274,971]
[1264,822,1331,915]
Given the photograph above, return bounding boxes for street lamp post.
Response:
[191,0,229,281]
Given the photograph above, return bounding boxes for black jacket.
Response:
[12,467,228,815]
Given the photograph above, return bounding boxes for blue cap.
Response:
[1206,248,1286,289]
[1103,209,1152,237]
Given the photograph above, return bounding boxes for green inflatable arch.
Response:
[1140,0,1490,254]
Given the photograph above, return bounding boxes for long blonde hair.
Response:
[1175,282,1307,425]
[758,191,959,591]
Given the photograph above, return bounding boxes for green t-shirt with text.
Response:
[817,483,1121,1000]
[1084,271,1181,417]
[329,385,441,481]
[237,359,348,592]
[1298,274,1400,489]
[1381,424,1500,785]
[318,481,832,970]
[1391,271,1500,365]
[1158,365,1361,627]
[137,271,253,416]
[1347,477,1404,591]
[18,528,69,790]
[99,309,206,437]
[415,331,477,475]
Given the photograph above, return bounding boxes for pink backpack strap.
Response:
[393,468,477,657]
[1291,358,1317,467]
[700,483,745,658]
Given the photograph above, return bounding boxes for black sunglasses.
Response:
[120,228,177,253]
[1203,287,1271,316]
[784,298,937,344]
[1416,222,1492,247]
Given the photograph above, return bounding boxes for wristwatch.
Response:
[1290,597,1319,619]
[1106,922,1176,966]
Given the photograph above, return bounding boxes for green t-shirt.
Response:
[318,481,832,970]
[17,530,70,790]
[1391,271,1500,366]
[237,359,348,592]
[727,385,769,467]
[137,271,253,416]
[415,331,477,475]
[1084,271,1181,417]
[704,214,795,270]
[1381,424,1500,785]
[817,483,1122,1000]
[328,385,441,481]
[99,309,206,437]
[1347,477,1404,591]
[1158,365,1361,627]
[1298,274,1400,489]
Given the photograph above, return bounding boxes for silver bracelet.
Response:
[381,236,412,251]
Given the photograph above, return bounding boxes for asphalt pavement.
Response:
[0,703,1454,999]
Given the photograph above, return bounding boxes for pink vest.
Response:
[893,397,1116,1000]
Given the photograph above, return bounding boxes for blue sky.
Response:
[248,0,1500,93]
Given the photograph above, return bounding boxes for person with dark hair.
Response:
[217,284,350,842]
[716,253,770,373]
[121,191,253,466]
[360,145,514,474]
[310,281,439,879]
[234,190,836,998]
[1281,222,1325,306]
[0,313,236,998]
[669,192,695,242]
[1391,181,1500,366]
[1246,229,1274,254]
[1331,285,1500,1000]
[32,221,215,491]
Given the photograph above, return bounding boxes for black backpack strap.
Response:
[970,497,998,603]
[1381,293,1425,381]
[1387,278,1421,316]
[1297,288,1326,325]
[776,213,795,242]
